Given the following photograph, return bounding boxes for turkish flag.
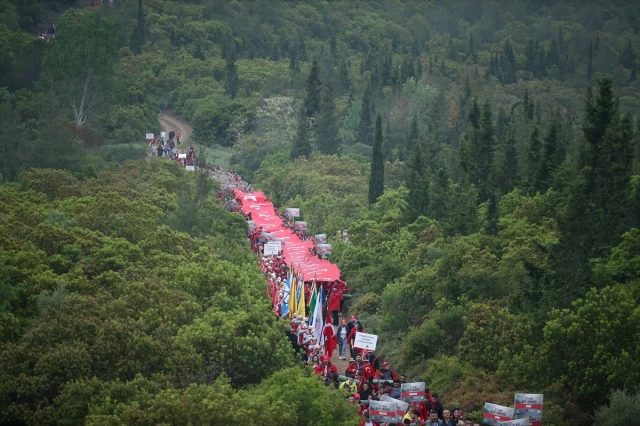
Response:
[323,310,338,358]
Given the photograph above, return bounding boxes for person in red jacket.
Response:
[349,323,365,355]
[328,287,342,325]
[314,356,338,384]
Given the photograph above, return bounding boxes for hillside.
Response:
[1,0,640,425]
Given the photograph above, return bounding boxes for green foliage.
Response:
[0,161,345,426]
[594,390,640,426]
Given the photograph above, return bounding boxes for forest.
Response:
[1,0,640,425]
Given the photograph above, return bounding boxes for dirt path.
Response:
[158,112,192,146]
[331,321,350,375]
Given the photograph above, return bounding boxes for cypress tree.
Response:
[474,100,496,200]
[538,118,562,191]
[224,41,238,99]
[429,164,449,221]
[132,0,144,54]
[358,86,373,145]
[289,46,297,70]
[317,83,340,155]
[368,114,384,205]
[304,59,322,118]
[468,96,481,130]
[291,107,312,159]
[407,145,429,219]
[621,40,636,69]
[485,192,498,235]
[458,134,474,185]
[527,126,542,192]
[499,130,518,193]
[587,39,593,81]
[523,88,530,119]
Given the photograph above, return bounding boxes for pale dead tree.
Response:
[44,9,119,131]
[57,67,102,130]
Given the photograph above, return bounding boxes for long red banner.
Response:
[235,190,341,282]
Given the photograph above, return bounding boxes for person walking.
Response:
[336,319,349,360]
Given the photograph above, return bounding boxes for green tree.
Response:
[357,86,373,145]
[132,0,144,53]
[527,126,542,192]
[594,390,640,426]
[317,82,340,155]
[542,285,640,412]
[368,114,384,204]
[291,106,312,159]
[407,145,428,219]
[472,100,496,201]
[303,58,322,119]
[225,40,238,99]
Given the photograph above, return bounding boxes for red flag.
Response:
[322,310,338,358]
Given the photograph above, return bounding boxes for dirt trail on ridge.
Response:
[158,113,192,146]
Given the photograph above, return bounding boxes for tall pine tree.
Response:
[358,86,374,145]
[132,0,144,54]
[317,83,340,155]
[224,41,238,99]
[291,106,312,159]
[368,114,384,204]
[304,59,322,119]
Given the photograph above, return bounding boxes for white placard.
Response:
[285,208,300,217]
[146,133,154,140]
[161,131,166,138]
[353,332,378,351]
[185,166,195,171]
[178,153,187,158]
[263,243,280,256]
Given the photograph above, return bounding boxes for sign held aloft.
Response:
[315,243,332,255]
[368,400,397,423]
[285,208,300,217]
[514,394,543,426]
[353,332,378,351]
[381,395,409,424]
[400,382,427,402]
[482,402,514,425]
[314,234,327,243]
[294,221,308,230]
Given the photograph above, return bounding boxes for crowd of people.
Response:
[148,131,199,168]
[218,176,482,426]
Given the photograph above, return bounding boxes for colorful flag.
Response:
[288,267,297,318]
[308,280,318,325]
[322,309,338,358]
[281,268,292,317]
[296,278,306,317]
[312,287,324,342]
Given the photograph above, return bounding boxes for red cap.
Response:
[354,393,361,399]
[341,319,347,325]
[382,361,389,367]
[350,315,356,320]
[322,356,329,362]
